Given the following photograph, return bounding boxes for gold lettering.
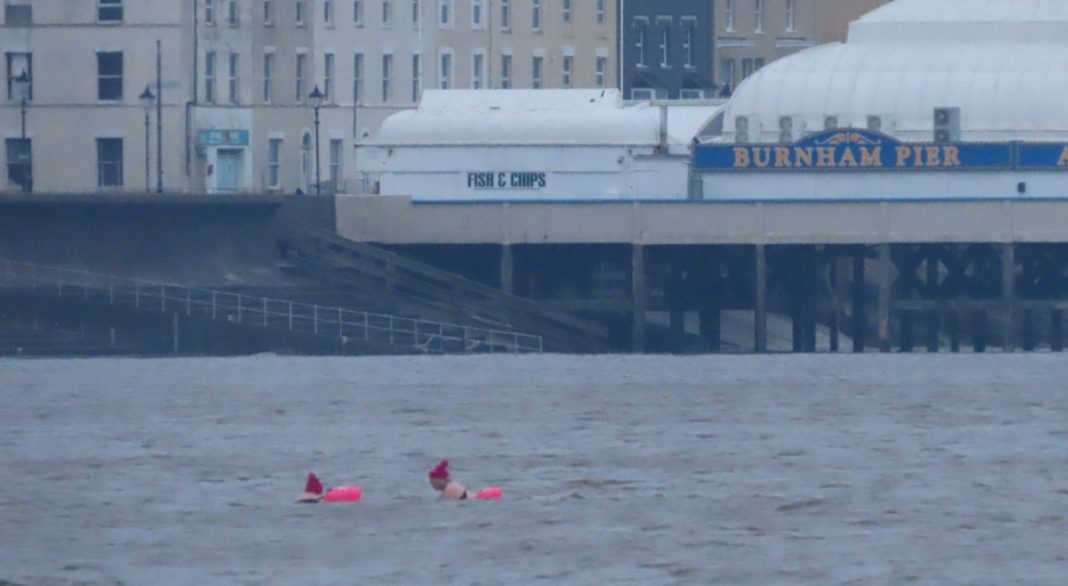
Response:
[774,147,792,168]
[860,147,882,167]
[925,146,942,167]
[1058,146,1068,167]
[753,147,772,168]
[913,146,926,167]
[943,146,962,167]
[734,148,751,168]
[817,147,837,168]
[838,148,858,167]
[896,146,912,167]
[794,147,814,168]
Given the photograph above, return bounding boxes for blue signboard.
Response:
[694,129,1017,172]
[197,129,249,147]
[1017,144,1068,170]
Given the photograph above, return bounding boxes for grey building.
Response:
[619,0,715,100]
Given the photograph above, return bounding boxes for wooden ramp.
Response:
[278,226,611,353]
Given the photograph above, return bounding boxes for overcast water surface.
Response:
[2,354,1067,585]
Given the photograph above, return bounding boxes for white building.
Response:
[698,0,1068,200]
[357,89,723,200]
[2,0,617,196]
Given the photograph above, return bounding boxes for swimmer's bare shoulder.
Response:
[442,481,468,500]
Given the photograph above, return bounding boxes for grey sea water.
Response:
[2,354,1067,585]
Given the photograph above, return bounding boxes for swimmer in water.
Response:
[297,472,325,503]
[428,459,469,500]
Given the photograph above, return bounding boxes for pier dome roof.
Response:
[721,0,1068,143]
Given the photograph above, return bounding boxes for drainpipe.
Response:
[658,104,668,154]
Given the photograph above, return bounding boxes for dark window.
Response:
[4,3,32,26]
[6,138,32,192]
[98,0,123,22]
[5,53,32,100]
[97,52,123,100]
[96,138,124,187]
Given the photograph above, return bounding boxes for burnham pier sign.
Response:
[694,129,1068,172]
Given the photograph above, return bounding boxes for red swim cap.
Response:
[429,459,449,479]
[305,472,324,495]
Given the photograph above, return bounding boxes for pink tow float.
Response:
[474,487,503,500]
[323,486,363,502]
[297,473,362,503]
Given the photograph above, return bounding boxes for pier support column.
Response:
[852,253,866,353]
[949,309,961,353]
[701,252,723,352]
[754,245,767,353]
[499,245,514,295]
[973,311,987,353]
[878,243,892,353]
[631,244,646,353]
[1022,310,1037,351]
[926,248,940,352]
[900,312,914,353]
[1052,310,1064,352]
[829,258,841,353]
[1002,243,1016,352]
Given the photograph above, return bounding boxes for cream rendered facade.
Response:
[714,0,817,94]
[1,0,192,194]
[1,0,618,196]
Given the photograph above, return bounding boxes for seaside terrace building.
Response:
[1,0,617,196]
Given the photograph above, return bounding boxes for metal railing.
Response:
[0,259,543,354]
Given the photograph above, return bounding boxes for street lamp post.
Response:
[309,84,326,195]
[139,86,155,193]
[13,70,32,192]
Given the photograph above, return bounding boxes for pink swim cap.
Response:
[429,459,450,479]
[305,473,323,495]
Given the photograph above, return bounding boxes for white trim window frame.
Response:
[324,0,335,25]
[438,49,453,89]
[204,51,216,103]
[471,51,485,89]
[634,18,648,68]
[382,52,393,102]
[97,0,123,23]
[531,54,542,89]
[353,0,364,25]
[471,0,483,29]
[228,52,239,104]
[411,53,422,102]
[438,0,452,27]
[295,52,307,102]
[262,52,274,104]
[500,53,511,89]
[324,52,335,101]
[353,52,364,103]
[268,138,282,188]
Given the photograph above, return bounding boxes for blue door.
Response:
[217,149,241,192]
